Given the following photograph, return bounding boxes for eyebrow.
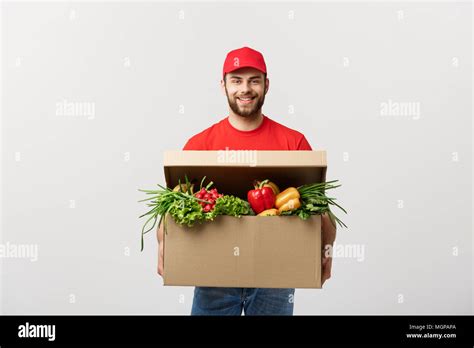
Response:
[228,75,263,80]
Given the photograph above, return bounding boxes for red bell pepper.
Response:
[247,179,276,214]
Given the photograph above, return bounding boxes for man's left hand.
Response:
[321,213,337,286]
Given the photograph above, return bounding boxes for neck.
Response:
[228,110,264,131]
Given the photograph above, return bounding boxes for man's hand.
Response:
[321,213,337,286]
[157,222,164,277]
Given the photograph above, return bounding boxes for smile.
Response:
[237,97,256,104]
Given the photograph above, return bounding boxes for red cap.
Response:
[222,47,267,78]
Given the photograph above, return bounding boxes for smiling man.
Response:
[157,47,336,315]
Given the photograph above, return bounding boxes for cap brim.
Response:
[224,65,266,76]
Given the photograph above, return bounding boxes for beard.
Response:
[225,85,266,118]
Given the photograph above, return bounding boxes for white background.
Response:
[1,1,472,314]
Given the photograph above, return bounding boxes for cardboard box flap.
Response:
[164,150,327,199]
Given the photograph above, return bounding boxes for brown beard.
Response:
[224,83,266,118]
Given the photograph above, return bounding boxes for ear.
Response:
[264,77,270,95]
[220,78,226,96]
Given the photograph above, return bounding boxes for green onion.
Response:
[293,180,348,228]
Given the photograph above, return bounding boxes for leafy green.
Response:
[168,198,207,226]
[209,195,253,218]
[138,182,208,251]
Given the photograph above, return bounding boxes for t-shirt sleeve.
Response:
[296,135,313,150]
[182,134,205,150]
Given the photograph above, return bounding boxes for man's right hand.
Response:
[157,222,164,277]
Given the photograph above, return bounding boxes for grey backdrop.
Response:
[1,1,472,314]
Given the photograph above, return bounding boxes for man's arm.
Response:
[321,212,337,286]
[157,222,164,277]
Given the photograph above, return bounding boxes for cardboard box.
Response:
[162,150,327,289]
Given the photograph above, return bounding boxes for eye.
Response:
[252,80,260,84]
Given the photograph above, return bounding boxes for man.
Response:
[157,46,336,315]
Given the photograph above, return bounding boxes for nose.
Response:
[240,80,252,94]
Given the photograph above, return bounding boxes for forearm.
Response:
[157,220,164,244]
[157,220,164,276]
[321,213,337,248]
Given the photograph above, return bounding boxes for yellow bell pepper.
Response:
[275,187,300,209]
[257,208,280,216]
[278,198,301,214]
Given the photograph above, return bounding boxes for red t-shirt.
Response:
[183,115,312,150]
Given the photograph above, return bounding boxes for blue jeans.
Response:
[191,287,295,315]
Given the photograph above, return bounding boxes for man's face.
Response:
[222,67,269,118]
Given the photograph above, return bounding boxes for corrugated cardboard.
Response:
[162,150,327,289]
